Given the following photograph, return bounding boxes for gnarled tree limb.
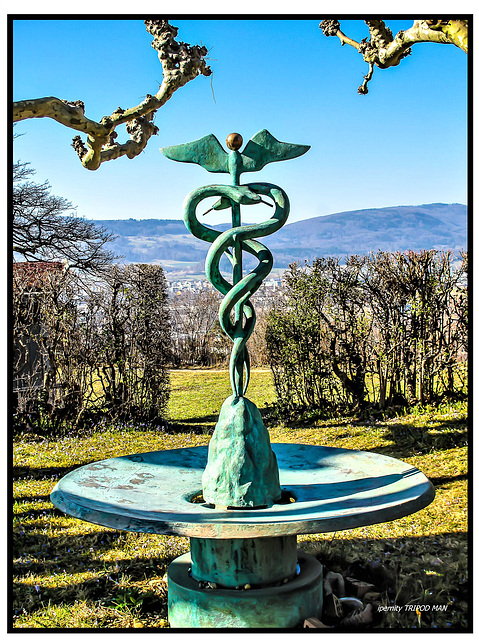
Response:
[13,160,117,272]
[320,19,468,94]
[13,20,212,170]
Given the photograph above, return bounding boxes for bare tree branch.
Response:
[320,19,468,94]
[13,20,212,170]
[13,161,117,272]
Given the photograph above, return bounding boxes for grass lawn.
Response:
[12,369,468,629]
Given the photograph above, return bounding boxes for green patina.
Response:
[161,129,310,176]
[161,130,309,509]
[167,549,323,628]
[189,536,298,588]
[201,395,281,508]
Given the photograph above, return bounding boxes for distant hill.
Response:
[93,203,467,277]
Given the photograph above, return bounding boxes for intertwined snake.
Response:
[183,183,289,397]
[161,129,309,399]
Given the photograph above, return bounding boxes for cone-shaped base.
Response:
[202,395,281,508]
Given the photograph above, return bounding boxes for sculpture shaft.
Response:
[183,182,289,397]
[231,199,245,396]
[163,130,307,507]
[161,130,309,398]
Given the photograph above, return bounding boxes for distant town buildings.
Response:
[167,276,283,296]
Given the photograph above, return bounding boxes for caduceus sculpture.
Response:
[161,130,309,509]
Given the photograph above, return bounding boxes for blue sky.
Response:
[12,18,468,225]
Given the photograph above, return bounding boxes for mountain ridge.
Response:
[92,203,467,276]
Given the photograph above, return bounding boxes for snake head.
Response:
[203,196,233,216]
[236,187,264,205]
[203,187,272,215]
[236,187,274,210]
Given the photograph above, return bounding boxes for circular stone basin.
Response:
[50,444,435,539]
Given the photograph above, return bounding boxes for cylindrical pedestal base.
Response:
[168,548,323,628]
[190,535,298,587]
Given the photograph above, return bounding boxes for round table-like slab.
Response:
[51,444,434,538]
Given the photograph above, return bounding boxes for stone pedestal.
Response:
[202,395,281,508]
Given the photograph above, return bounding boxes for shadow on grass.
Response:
[12,572,168,621]
[12,530,469,629]
[431,474,468,487]
[364,417,467,458]
[13,494,52,504]
[166,415,217,434]
[167,406,272,432]
[13,524,180,577]
[14,465,85,482]
[310,531,468,628]
[12,524,178,620]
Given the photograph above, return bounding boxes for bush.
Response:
[266,250,467,421]
[12,263,171,433]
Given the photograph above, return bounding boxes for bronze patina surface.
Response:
[50,443,434,538]
[189,535,298,587]
[167,548,323,628]
[161,130,309,508]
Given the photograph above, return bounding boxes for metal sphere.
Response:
[226,133,243,151]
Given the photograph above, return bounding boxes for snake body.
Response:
[183,182,289,397]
